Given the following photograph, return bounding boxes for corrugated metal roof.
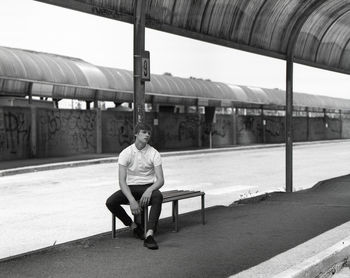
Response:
[1,45,350,110]
[35,0,350,75]
[0,46,108,89]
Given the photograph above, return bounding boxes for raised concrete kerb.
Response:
[0,158,118,177]
[272,236,350,278]
[230,221,350,278]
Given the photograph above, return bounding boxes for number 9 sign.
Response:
[141,51,150,81]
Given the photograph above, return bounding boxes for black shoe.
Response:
[144,236,159,250]
[133,224,144,240]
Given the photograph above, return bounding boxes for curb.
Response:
[272,236,350,278]
[2,139,349,177]
[0,158,118,177]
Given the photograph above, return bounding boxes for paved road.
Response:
[1,141,350,259]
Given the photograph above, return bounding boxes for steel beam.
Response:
[284,0,329,192]
[285,58,293,193]
[133,0,146,128]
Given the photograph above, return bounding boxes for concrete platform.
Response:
[1,173,350,278]
[1,141,350,277]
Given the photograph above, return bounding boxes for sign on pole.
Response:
[141,51,150,82]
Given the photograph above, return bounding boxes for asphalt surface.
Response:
[1,174,350,278]
[1,141,350,277]
[3,140,350,261]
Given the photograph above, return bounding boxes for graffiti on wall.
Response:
[39,110,96,154]
[106,117,134,148]
[236,116,259,144]
[157,113,199,149]
[178,117,198,142]
[265,117,284,137]
[212,116,231,138]
[309,118,326,138]
[0,110,30,155]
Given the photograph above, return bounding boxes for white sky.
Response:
[1,0,350,100]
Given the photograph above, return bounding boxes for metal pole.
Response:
[261,106,265,143]
[306,107,310,141]
[27,82,33,105]
[133,0,146,129]
[232,106,237,145]
[283,1,327,193]
[286,57,293,193]
[339,110,343,139]
[197,100,202,147]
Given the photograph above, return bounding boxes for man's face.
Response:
[135,129,151,144]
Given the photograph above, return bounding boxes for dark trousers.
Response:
[106,184,163,231]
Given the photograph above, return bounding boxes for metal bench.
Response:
[112,190,205,238]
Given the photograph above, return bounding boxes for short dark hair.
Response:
[134,122,152,135]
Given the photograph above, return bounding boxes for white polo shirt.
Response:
[118,143,162,185]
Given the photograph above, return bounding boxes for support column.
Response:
[133,0,147,129]
[232,106,238,145]
[323,108,328,140]
[306,107,310,141]
[27,83,33,105]
[205,106,216,149]
[30,106,37,158]
[152,98,159,149]
[286,58,293,193]
[197,100,202,148]
[261,106,265,143]
[282,0,324,194]
[95,108,102,154]
[339,110,343,139]
[53,99,60,109]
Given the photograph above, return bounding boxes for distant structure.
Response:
[0,45,350,161]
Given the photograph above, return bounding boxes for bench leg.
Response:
[112,213,116,238]
[144,206,148,238]
[201,194,205,225]
[172,200,179,232]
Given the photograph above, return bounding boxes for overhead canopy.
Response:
[0,45,108,100]
[35,0,350,75]
[1,45,350,110]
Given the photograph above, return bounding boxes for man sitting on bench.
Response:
[106,123,164,250]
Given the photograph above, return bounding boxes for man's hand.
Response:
[140,188,153,207]
[129,199,141,215]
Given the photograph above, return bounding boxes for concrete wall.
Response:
[326,118,341,140]
[0,107,31,160]
[293,117,308,142]
[1,106,350,161]
[264,116,284,143]
[102,111,134,153]
[263,116,308,143]
[102,111,155,153]
[37,109,97,157]
[237,116,262,145]
[308,118,326,141]
[342,115,350,138]
[157,112,199,150]
[212,115,233,147]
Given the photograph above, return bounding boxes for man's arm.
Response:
[139,165,164,207]
[119,164,141,215]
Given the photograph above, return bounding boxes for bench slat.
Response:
[162,190,202,198]
[163,191,204,203]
